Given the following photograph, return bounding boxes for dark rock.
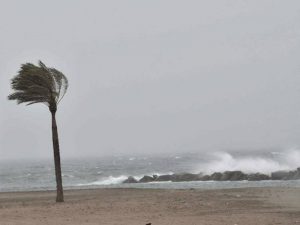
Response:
[271,171,289,180]
[156,174,174,182]
[295,168,300,179]
[210,172,223,181]
[123,176,138,183]
[200,175,210,181]
[294,168,300,179]
[139,175,155,183]
[172,173,202,182]
[248,173,270,181]
[220,172,230,181]
[152,175,158,180]
[284,168,300,180]
[220,171,247,181]
[230,171,248,181]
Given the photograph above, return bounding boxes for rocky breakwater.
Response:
[122,168,300,183]
[271,167,300,180]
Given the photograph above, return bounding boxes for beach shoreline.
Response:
[0,187,300,225]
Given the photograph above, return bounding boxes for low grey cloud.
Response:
[0,0,300,160]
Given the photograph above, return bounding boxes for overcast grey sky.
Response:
[0,0,300,160]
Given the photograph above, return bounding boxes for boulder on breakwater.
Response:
[248,173,270,181]
[139,175,156,183]
[271,168,300,180]
[172,173,203,182]
[221,171,248,181]
[123,176,138,183]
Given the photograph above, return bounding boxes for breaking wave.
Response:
[77,175,129,186]
[200,149,300,175]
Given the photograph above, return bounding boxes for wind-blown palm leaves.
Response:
[8,61,68,111]
[8,61,68,202]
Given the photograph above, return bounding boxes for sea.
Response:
[1,149,300,192]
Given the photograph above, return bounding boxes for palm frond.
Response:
[8,61,68,110]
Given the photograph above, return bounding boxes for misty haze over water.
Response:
[1,149,300,192]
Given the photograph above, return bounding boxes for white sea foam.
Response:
[200,149,300,175]
[77,175,128,186]
[76,172,176,186]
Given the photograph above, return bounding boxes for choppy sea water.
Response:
[0,150,300,192]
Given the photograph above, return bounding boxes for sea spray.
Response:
[199,149,300,175]
[77,175,130,186]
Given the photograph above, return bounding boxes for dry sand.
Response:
[0,187,300,225]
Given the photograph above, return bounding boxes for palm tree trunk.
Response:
[51,110,64,202]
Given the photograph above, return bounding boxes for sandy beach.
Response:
[0,187,299,225]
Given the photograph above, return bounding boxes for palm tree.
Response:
[8,61,68,202]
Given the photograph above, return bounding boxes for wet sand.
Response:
[0,187,300,225]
